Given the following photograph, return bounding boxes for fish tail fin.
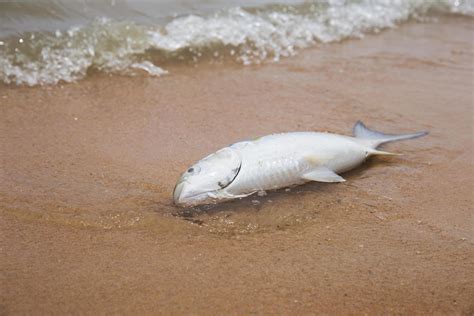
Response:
[353,120,428,148]
[368,149,401,156]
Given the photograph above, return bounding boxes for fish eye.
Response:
[187,166,201,174]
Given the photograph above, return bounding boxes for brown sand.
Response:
[1,16,473,314]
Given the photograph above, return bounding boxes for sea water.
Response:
[0,0,472,86]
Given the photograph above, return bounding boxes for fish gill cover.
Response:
[0,0,472,86]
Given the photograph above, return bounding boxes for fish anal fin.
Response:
[302,167,345,183]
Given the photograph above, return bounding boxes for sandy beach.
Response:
[1,15,473,314]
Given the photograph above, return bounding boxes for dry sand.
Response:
[1,16,473,314]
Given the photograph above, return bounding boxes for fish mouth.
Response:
[174,190,214,207]
[173,181,211,206]
[173,181,185,205]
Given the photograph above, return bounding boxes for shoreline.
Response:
[1,16,473,314]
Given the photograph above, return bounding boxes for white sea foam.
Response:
[0,0,472,86]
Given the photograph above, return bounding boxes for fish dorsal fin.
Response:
[302,167,346,183]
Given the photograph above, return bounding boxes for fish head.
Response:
[173,147,241,207]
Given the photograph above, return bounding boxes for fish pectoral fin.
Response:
[218,191,257,199]
[302,167,346,183]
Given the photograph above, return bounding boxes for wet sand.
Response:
[1,16,473,314]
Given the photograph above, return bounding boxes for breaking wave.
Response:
[0,0,472,86]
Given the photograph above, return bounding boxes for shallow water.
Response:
[0,0,472,85]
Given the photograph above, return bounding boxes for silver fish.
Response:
[173,121,427,207]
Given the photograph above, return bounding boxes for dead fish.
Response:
[173,121,427,207]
